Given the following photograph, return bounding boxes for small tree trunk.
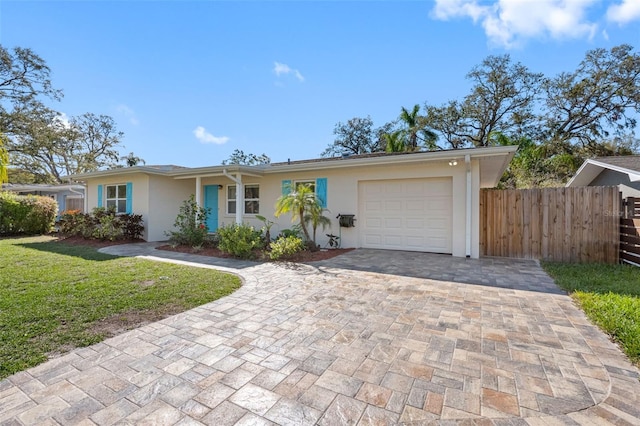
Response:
[299,207,311,242]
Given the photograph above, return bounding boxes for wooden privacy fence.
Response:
[621,197,640,267]
[480,186,620,264]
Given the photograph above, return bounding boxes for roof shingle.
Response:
[593,155,640,173]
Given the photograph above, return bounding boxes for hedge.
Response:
[0,192,58,235]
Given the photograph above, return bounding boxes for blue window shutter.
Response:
[126,182,133,214]
[97,185,103,208]
[316,178,327,208]
[282,180,292,196]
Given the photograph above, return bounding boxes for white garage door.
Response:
[358,177,452,253]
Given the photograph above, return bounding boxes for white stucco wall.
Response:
[86,174,150,239]
[147,176,195,242]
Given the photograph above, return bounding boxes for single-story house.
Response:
[68,146,516,258]
[566,155,640,198]
[1,183,86,216]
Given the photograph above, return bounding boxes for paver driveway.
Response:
[1,244,639,425]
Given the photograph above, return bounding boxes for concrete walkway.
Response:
[1,244,639,425]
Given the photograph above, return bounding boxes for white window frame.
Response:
[227,184,260,215]
[105,184,128,214]
[294,180,316,193]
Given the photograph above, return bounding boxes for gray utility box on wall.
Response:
[337,214,355,228]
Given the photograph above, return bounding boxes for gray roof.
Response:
[593,155,640,173]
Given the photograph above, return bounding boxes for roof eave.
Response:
[263,146,517,174]
[567,159,640,187]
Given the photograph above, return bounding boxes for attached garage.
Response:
[71,146,517,258]
[358,177,453,253]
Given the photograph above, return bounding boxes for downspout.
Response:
[465,154,472,258]
[195,177,202,208]
[223,169,243,225]
[66,179,87,213]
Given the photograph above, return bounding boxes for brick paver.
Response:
[1,243,639,425]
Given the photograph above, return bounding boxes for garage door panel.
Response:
[406,200,425,212]
[406,218,424,229]
[359,178,452,253]
[365,200,382,211]
[406,236,425,248]
[365,217,383,228]
[384,235,402,246]
[384,218,402,228]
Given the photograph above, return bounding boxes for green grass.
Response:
[543,262,640,367]
[0,236,241,380]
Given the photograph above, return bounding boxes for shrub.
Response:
[269,235,305,260]
[92,213,122,241]
[278,228,301,239]
[165,195,211,247]
[58,207,144,241]
[0,192,57,235]
[119,214,144,240]
[58,210,87,235]
[217,223,263,259]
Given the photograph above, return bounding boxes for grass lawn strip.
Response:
[0,236,241,380]
[543,262,640,367]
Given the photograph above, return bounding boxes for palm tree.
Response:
[275,183,318,244]
[304,204,332,247]
[383,131,406,153]
[399,104,421,151]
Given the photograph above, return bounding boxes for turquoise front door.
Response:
[203,185,219,232]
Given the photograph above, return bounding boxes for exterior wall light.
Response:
[449,159,458,166]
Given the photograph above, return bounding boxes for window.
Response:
[295,180,315,193]
[106,184,128,213]
[283,178,327,208]
[227,184,260,215]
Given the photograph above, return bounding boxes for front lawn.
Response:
[0,236,241,380]
[543,262,640,367]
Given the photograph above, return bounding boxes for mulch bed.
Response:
[54,235,143,249]
[157,244,354,262]
[54,235,353,262]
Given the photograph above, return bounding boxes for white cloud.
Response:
[116,104,140,125]
[273,61,305,82]
[53,112,71,128]
[193,126,229,145]
[607,0,640,25]
[432,0,599,48]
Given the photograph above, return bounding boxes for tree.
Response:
[423,55,543,149]
[541,44,640,154]
[119,152,145,167]
[423,101,467,149]
[304,204,331,247]
[0,133,8,183]
[275,183,319,248]
[0,46,62,135]
[222,149,270,166]
[7,111,124,182]
[398,105,422,151]
[321,116,385,157]
[383,131,406,153]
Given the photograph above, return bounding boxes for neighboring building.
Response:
[1,183,86,216]
[566,155,640,198]
[68,146,517,258]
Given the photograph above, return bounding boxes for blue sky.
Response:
[1,0,639,167]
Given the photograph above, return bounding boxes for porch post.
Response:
[235,174,243,225]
